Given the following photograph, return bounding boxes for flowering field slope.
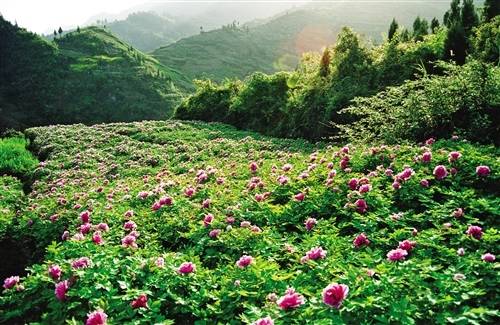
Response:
[1,121,499,324]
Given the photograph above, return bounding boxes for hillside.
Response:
[0,17,191,131]
[0,120,498,323]
[152,2,453,81]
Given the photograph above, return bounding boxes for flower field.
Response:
[0,121,498,324]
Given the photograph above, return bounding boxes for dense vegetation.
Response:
[175,2,499,144]
[0,17,191,131]
[153,2,452,82]
[0,121,498,324]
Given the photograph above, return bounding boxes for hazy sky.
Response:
[0,0,315,34]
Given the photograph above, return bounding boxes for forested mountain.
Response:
[152,2,455,81]
[0,17,191,130]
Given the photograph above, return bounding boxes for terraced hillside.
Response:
[0,121,498,323]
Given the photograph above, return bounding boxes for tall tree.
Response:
[482,0,500,22]
[431,18,440,32]
[58,27,63,36]
[444,0,461,27]
[445,22,467,64]
[388,18,399,41]
[319,47,331,77]
[461,0,479,35]
[413,16,429,41]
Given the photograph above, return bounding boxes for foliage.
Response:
[0,137,38,176]
[337,61,499,145]
[0,121,498,324]
[472,16,500,63]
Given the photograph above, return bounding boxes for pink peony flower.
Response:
[184,187,196,197]
[80,223,92,235]
[306,247,327,260]
[55,280,69,301]
[252,316,274,325]
[72,257,91,269]
[240,221,251,228]
[277,175,289,185]
[420,179,429,187]
[97,223,109,232]
[3,276,19,289]
[398,240,416,252]
[453,208,464,218]
[392,181,401,190]
[476,165,490,177]
[466,225,483,240]
[359,184,371,193]
[277,287,305,310]
[249,161,258,173]
[353,233,370,248]
[48,265,62,280]
[61,230,70,241]
[457,247,465,256]
[348,178,358,190]
[294,192,305,202]
[203,213,214,227]
[448,151,462,163]
[86,310,107,325]
[80,210,91,223]
[422,151,432,163]
[387,248,408,261]
[159,196,173,206]
[433,165,448,180]
[202,198,211,209]
[121,235,138,248]
[236,255,254,268]
[178,262,196,274]
[92,231,103,245]
[385,168,394,176]
[482,253,495,262]
[355,199,368,213]
[282,163,293,172]
[304,218,317,231]
[124,220,137,231]
[131,294,148,309]
[425,138,435,145]
[151,202,162,211]
[322,283,349,308]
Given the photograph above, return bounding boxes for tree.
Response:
[53,30,57,38]
[482,0,500,22]
[431,18,440,32]
[388,18,399,41]
[77,26,80,33]
[400,28,411,42]
[319,48,331,77]
[413,16,429,41]
[444,0,461,28]
[461,0,479,35]
[445,22,467,64]
[58,27,63,36]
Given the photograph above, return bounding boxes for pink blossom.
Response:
[249,161,258,173]
[387,248,408,261]
[80,210,91,223]
[48,265,62,280]
[453,208,464,218]
[202,198,211,208]
[3,276,19,289]
[124,210,134,218]
[482,253,495,262]
[184,187,196,197]
[155,257,165,267]
[425,138,435,145]
[422,151,432,163]
[322,283,349,308]
[86,310,107,325]
[241,221,251,228]
[359,184,371,193]
[355,199,368,213]
[137,191,149,199]
[466,225,483,240]
[476,165,490,177]
[72,257,91,269]
[131,294,148,309]
[353,233,370,248]
[251,225,262,233]
[97,223,109,232]
[306,247,327,260]
[348,178,358,190]
[433,165,448,180]
[282,164,293,172]
[327,162,334,169]
[385,168,394,176]
[304,218,317,231]
[392,181,401,190]
[341,146,350,154]
[340,158,349,170]
[236,255,254,268]
[252,316,274,325]
[121,235,138,248]
[80,223,92,235]
[457,248,465,256]
[61,230,70,241]
[420,179,429,187]
[277,175,289,185]
[92,231,104,245]
[55,280,69,301]
[124,220,137,231]
[151,202,162,211]
[50,214,59,223]
[294,192,305,202]
[178,262,196,274]
[398,240,416,252]
[203,214,214,227]
[276,287,305,310]
[448,151,462,163]
[209,229,221,238]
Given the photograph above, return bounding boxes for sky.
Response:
[0,0,316,34]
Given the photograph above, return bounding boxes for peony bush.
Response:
[0,121,498,324]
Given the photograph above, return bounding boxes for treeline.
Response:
[175,0,499,144]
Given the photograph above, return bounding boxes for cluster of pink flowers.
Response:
[304,247,327,261]
[178,262,196,274]
[152,196,173,211]
[72,257,91,269]
[353,233,370,248]
[236,255,254,268]
[277,287,305,310]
